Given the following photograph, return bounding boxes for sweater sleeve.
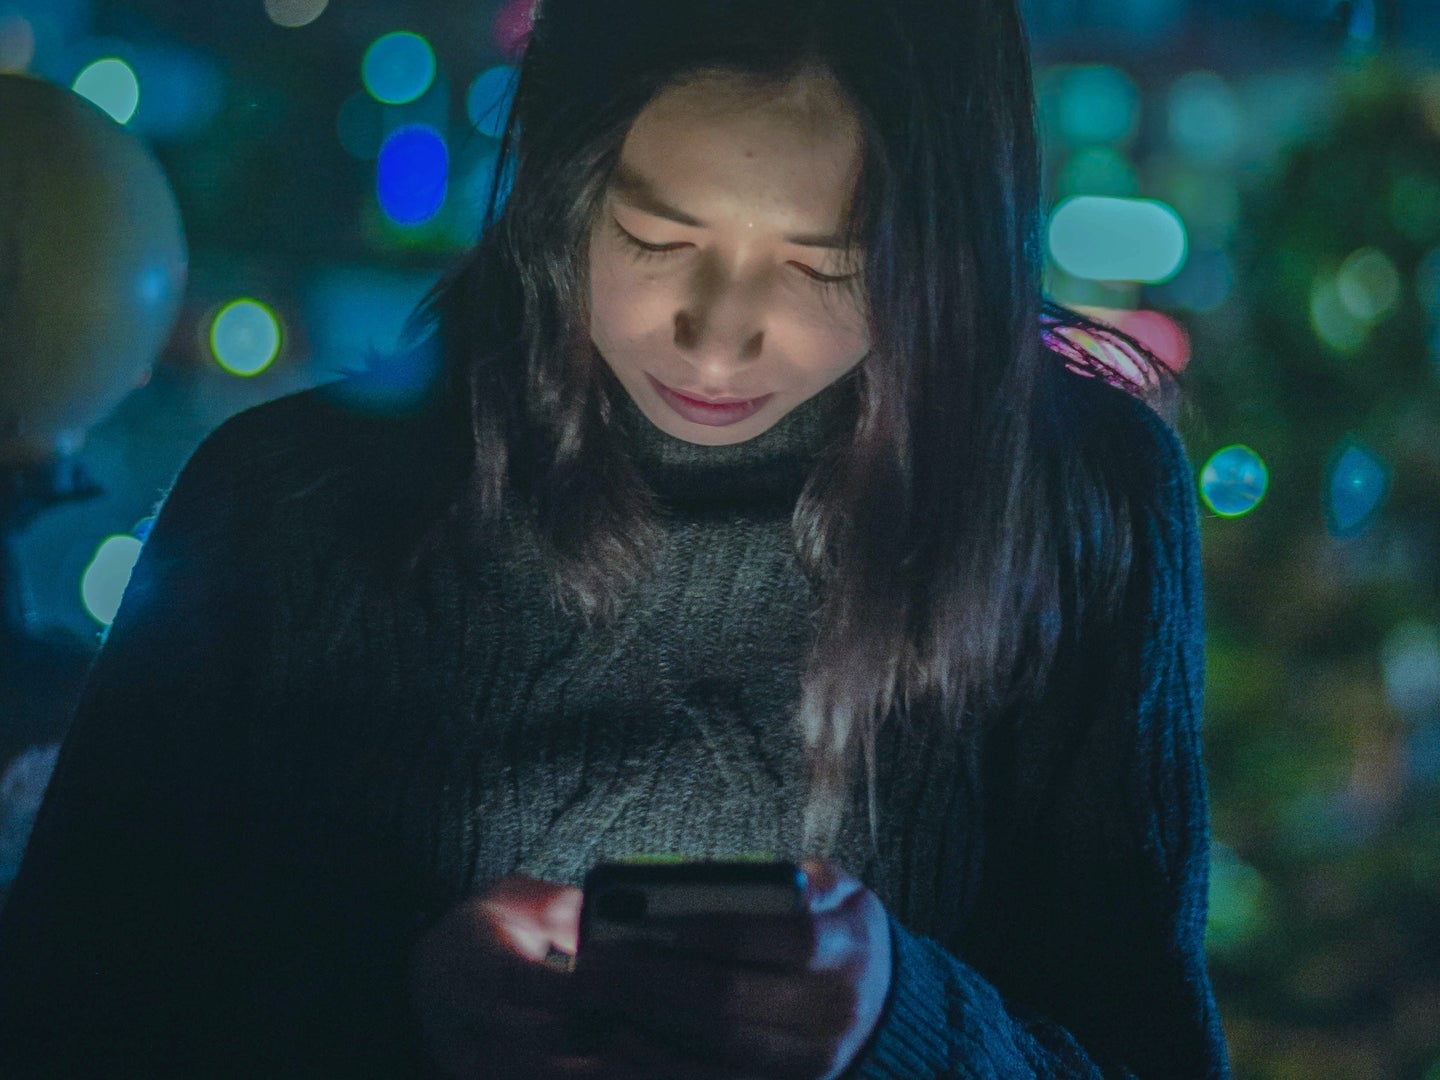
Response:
[846,389,1232,1079]
[0,410,273,1075]
[0,395,435,1077]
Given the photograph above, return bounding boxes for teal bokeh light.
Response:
[81,535,143,626]
[72,56,139,124]
[1048,196,1188,284]
[362,31,436,106]
[210,299,282,376]
[1050,64,1140,145]
[1200,445,1269,518]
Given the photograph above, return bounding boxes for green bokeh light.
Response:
[210,299,282,376]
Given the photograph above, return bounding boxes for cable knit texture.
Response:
[0,364,1231,1078]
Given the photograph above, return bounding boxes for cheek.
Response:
[799,297,870,369]
[588,249,662,351]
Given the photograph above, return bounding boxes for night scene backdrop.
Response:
[1,1,1438,1077]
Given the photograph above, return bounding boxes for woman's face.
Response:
[588,70,870,446]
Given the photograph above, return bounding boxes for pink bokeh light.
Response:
[493,0,538,59]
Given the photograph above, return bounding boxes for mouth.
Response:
[647,374,774,427]
[650,377,764,405]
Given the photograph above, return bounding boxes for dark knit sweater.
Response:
[0,364,1231,1078]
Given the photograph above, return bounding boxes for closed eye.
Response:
[610,218,858,290]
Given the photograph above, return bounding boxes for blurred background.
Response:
[0,1,1437,1076]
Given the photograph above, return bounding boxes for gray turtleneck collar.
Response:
[601,366,859,509]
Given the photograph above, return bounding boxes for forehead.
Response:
[615,70,862,229]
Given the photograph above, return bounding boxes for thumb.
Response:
[538,884,583,955]
[482,876,583,959]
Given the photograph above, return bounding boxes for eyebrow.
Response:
[610,162,852,250]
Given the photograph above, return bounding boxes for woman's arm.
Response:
[0,413,270,1076]
[0,393,437,1078]
[845,386,1231,1078]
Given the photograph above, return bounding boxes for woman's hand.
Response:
[407,873,593,1079]
[571,858,894,1080]
[406,874,759,1080]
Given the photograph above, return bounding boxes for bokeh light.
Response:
[0,13,35,73]
[492,0,537,58]
[1335,247,1401,324]
[1168,71,1243,163]
[362,31,436,106]
[377,124,449,227]
[466,65,518,139]
[264,0,329,28]
[210,299,282,376]
[1071,305,1193,372]
[1200,445,1268,518]
[81,535,143,626]
[1206,842,1271,957]
[1325,440,1389,537]
[1045,64,1140,146]
[72,56,139,124]
[1048,196,1188,283]
[1310,276,1369,352]
[1382,621,1440,720]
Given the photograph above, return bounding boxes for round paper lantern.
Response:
[0,74,187,462]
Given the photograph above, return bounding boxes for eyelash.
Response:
[609,218,855,291]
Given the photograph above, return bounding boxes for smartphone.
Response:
[577,858,807,955]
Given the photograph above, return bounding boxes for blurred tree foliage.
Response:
[1184,55,1440,1080]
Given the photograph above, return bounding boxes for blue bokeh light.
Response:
[1326,441,1389,536]
[377,124,449,226]
[466,65,517,138]
[1200,445,1268,518]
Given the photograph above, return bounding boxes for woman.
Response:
[0,0,1232,1076]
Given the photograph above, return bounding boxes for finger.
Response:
[539,885,584,955]
[800,857,867,918]
[483,878,585,958]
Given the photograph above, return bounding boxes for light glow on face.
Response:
[587,71,870,446]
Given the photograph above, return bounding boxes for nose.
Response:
[673,262,766,384]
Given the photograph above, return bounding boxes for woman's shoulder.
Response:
[1054,363,1192,496]
[160,374,461,544]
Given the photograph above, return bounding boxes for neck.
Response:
[603,368,858,509]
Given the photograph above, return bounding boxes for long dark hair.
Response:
[395,0,1180,855]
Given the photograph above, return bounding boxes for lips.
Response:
[646,373,774,428]
[655,379,761,405]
